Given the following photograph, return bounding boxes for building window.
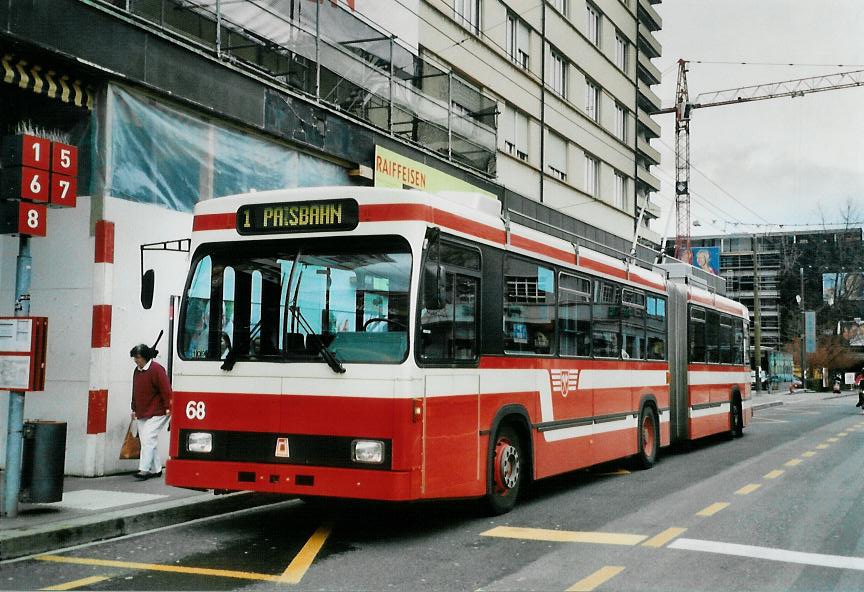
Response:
[506,13,530,69]
[586,3,601,47]
[455,0,480,33]
[585,154,598,196]
[547,47,567,98]
[614,171,626,209]
[615,103,627,141]
[503,106,529,161]
[546,130,567,181]
[615,32,628,71]
[550,0,568,17]
[585,79,600,122]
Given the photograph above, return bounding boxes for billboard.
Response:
[823,272,864,304]
[691,246,721,275]
[839,318,864,347]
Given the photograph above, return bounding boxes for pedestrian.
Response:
[857,379,864,414]
[130,343,173,480]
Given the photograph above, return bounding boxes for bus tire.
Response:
[484,425,523,515]
[635,406,659,469]
[729,397,744,439]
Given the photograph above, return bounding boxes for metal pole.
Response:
[3,236,32,517]
[753,234,762,392]
[800,267,806,389]
[216,0,222,58]
[315,0,321,100]
[388,35,394,133]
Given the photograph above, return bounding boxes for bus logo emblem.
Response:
[551,369,579,397]
[275,438,290,458]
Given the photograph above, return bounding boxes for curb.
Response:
[752,400,784,411]
[0,492,282,561]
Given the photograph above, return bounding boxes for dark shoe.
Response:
[133,471,149,480]
[148,471,163,479]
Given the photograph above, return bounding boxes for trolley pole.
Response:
[3,236,31,517]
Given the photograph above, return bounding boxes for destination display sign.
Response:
[237,199,359,235]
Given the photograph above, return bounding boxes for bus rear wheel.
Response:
[485,426,522,515]
[635,406,658,469]
[729,398,744,439]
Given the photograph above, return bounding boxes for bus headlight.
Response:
[187,432,213,453]
[351,440,384,464]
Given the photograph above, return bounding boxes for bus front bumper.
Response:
[166,459,416,501]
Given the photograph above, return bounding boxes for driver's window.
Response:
[419,241,480,363]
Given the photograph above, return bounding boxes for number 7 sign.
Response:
[51,174,77,207]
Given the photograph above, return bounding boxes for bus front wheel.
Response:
[485,425,522,515]
[729,398,744,439]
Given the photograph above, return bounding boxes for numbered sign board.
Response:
[0,201,47,237]
[1,135,51,170]
[1,167,51,202]
[0,317,48,391]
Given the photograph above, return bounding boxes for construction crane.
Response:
[655,59,864,260]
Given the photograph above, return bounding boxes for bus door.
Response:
[423,374,480,498]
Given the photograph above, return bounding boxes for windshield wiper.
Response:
[285,304,345,374]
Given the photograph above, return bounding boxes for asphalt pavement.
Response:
[0,385,856,562]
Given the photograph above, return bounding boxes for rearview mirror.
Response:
[423,263,445,310]
[141,269,155,310]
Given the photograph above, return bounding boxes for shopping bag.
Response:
[119,419,141,460]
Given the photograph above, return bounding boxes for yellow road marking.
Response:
[642,527,686,548]
[764,470,784,479]
[36,555,281,582]
[802,451,817,458]
[696,503,729,517]
[817,444,831,449]
[838,433,849,437]
[41,576,111,591]
[827,438,839,442]
[280,522,333,584]
[785,458,803,467]
[735,484,762,495]
[481,526,646,545]
[566,566,625,592]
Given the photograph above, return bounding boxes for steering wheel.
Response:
[362,317,408,331]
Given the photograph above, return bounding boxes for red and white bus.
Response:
[165,187,751,513]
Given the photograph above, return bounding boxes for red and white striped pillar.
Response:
[83,220,114,476]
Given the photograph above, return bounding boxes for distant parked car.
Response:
[791,376,803,388]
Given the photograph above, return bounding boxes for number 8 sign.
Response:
[0,201,47,237]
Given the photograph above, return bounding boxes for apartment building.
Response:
[0,0,663,475]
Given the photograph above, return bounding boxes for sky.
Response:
[652,0,864,239]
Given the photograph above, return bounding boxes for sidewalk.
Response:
[0,471,281,561]
[0,387,858,561]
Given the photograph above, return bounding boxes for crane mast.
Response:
[656,62,864,262]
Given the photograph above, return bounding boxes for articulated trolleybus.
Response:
[166,187,751,514]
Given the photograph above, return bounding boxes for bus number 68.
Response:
[185,400,206,420]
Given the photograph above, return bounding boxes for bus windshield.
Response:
[179,236,412,365]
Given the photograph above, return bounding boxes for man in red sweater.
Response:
[130,344,173,480]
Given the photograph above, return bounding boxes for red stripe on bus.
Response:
[510,233,577,264]
[479,357,668,371]
[193,213,235,231]
[360,203,506,244]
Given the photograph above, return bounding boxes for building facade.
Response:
[0,0,663,476]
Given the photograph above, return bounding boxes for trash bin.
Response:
[20,420,66,503]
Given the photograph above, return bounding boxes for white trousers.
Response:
[137,415,169,474]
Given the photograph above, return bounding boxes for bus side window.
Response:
[182,256,212,359]
[503,257,555,355]
[689,307,706,363]
[734,321,745,365]
[719,315,734,364]
[705,310,720,363]
[558,273,591,357]
[646,295,666,360]
[592,282,620,358]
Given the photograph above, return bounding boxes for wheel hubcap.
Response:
[642,415,656,456]
[494,438,520,493]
